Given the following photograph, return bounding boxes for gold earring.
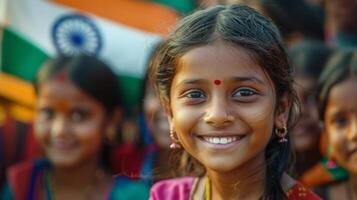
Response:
[169,128,181,149]
[275,125,288,143]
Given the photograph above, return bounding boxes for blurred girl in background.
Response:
[317,49,357,199]
[1,55,149,200]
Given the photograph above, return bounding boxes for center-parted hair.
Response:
[150,4,299,200]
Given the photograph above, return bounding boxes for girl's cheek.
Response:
[34,120,51,143]
[330,132,349,158]
[35,122,47,135]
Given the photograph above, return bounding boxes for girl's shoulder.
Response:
[149,176,196,200]
[6,159,49,200]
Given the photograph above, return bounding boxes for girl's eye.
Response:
[180,89,206,104]
[233,88,256,97]
[184,90,206,99]
[70,110,88,122]
[331,116,349,129]
[38,108,54,121]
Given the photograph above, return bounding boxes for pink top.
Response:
[150,176,321,200]
[149,177,195,200]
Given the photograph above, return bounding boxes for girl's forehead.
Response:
[174,43,274,87]
[328,77,357,106]
[325,77,357,118]
[38,79,91,103]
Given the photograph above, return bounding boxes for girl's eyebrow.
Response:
[176,79,207,87]
[231,76,264,84]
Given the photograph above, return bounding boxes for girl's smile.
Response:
[197,134,245,150]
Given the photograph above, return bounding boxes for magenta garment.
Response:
[149,177,195,200]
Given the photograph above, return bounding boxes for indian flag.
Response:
[0,0,178,121]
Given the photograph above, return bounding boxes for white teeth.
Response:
[203,136,240,144]
[221,138,227,144]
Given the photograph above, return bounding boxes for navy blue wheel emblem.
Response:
[52,14,102,56]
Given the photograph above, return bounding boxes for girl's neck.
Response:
[48,159,113,200]
[207,153,266,200]
[51,159,108,189]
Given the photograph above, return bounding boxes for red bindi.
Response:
[56,72,67,82]
[214,79,221,86]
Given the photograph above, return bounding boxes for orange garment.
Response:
[300,163,333,188]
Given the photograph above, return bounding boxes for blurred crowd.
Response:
[0,0,357,199]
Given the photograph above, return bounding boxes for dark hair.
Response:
[150,4,299,199]
[288,40,333,78]
[34,54,122,171]
[260,0,325,40]
[35,55,122,112]
[317,49,357,121]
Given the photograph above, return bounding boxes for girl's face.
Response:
[325,77,357,173]
[144,85,171,149]
[292,75,321,152]
[34,79,108,168]
[168,41,288,173]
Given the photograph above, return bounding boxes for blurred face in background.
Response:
[325,77,357,173]
[143,85,171,149]
[292,75,321,152]
[34,79,108,168]
[326,0,357,33]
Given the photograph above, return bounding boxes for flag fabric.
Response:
[149,0,197,15]
[0,0,177,117]
[52,0,179,35]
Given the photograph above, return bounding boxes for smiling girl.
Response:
[1,55,149,200]
[149,4,321,200]
[317,49,357,199]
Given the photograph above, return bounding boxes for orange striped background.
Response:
[52,0,180,36]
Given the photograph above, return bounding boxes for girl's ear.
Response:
[274,92,291,129]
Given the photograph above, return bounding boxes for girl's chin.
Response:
[202,157,245,173]
[48,156,83,169]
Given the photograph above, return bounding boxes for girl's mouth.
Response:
[201,136,244,144]
[197,135,246,149]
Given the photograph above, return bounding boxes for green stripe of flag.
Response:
[1,28,142,110]
[117,76,143,111]
[1,28,49,82]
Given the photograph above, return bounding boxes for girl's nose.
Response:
[51,115,69,137]
[204,98,234,127]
